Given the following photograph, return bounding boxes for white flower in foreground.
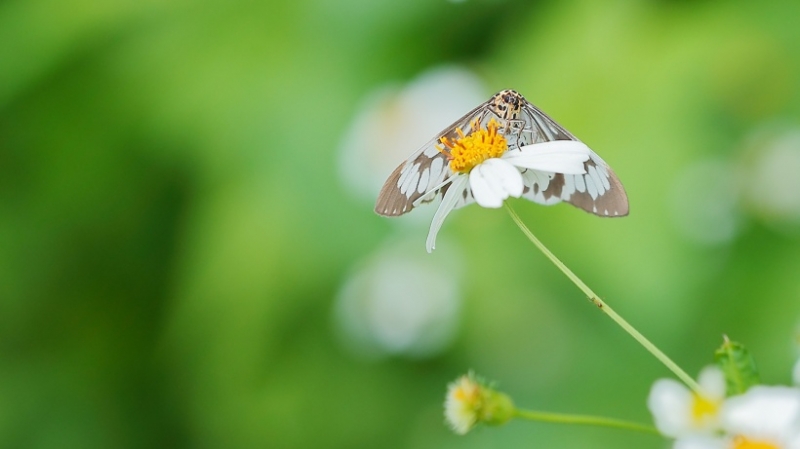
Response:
[720,385,800,449]
[425,118,590,252]
[648,366,727,438]
[444,373,515,435]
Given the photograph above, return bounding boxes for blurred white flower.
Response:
[795,324,800,386]
[719,385,800,449]
[669,158,744,245]
[740,128,800,227]
[672,125,800,243]
[648,366,726,438]
[794,359,800,386]
[333,236,462,359]
[338,66,486,206]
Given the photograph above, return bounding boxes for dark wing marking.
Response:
[375,102,491,216]
[559,153,629,216]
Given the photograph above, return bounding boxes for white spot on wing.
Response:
[423,145,440,157]
[540,171,552,191]
[596,164,611,190]
[417,169,430,194]
[401,163,420,194]
[407,171,421,197]
[589,165,605,196]
[563,174,575,197]
[575,173,586,193]
[527,170,551,191]
[585,173,598,200]
[397,164,412,189]
[430,157,444,185]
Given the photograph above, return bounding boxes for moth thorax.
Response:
[489,89,524,120]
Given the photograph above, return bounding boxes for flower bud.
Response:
[444,373,515,434]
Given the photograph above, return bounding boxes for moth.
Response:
[374,89,629,219]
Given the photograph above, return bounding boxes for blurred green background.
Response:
[2,0,800,447]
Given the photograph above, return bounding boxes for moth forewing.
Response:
[374,102,493,217]
[526,153,629,217]
[517,101,629,217]
[564,154,629,217]
[521,103,578,144]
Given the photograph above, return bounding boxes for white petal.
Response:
[697,366,726,402]
[721,386,800,443]
[503,140,591,174]
[648,378,694,438]
[469,165,502,208]
[426,176,469,253]
[469,158,523,208]
[790,433,800,449]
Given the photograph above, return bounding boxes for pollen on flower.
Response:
[437,118,508,174]
[731,436,780,449]
[691,393,720,423]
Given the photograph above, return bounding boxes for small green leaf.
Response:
[713,337,760,396]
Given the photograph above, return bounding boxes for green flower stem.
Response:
[514,408,660,435]
[505,204,702,394]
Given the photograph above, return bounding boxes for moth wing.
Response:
[519,102,629,217]
[374,102,490,216]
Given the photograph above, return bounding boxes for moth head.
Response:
[489,89,524,120]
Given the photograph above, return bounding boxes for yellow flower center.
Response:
[453,377,481,408]
[732,436,780,449]
[437,118,508,174]
[691,393,720,423]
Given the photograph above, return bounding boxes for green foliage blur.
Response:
[2,0,800,447]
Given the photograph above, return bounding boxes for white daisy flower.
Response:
[333,237,462,359]
[719,385,800,449]
[425,118,591,252]
[648,366,727,438]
